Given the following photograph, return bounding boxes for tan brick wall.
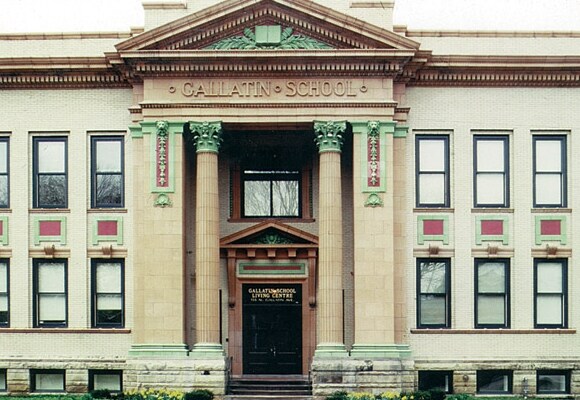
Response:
[405,86,580,360]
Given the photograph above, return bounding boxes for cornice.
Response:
[0,57,111,71]
[0,32,133,40]
[426,55,580,68]
[403,54,580,87]
[400,29,580,38]
[0,56,130,89]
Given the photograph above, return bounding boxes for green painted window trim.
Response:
[33,216,67,246]
[92,216,124,246]
[0,216,8,245]
[417,215,449,245]
[535,215,567,245]
[238,261,307,277]
[475,215,509,245]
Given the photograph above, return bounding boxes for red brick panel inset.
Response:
[0,220,3,236]
[541,220,561,236]
[481,220,503,235]
[39,220,61,236]
[423,219,444,235]
[245,265,302,271]
[98,220,118,236]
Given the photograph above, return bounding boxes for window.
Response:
[92,259,124,328]
[243,170,301,217]
[537,370,570,394]
[0,369,6,392]
[477,370,513,394]
[0,260,8,327]
[91,136,124,208]
[418,371,453,393]
[417,258,450,328]
[226,131,314,220]
[475,259,509,328]
[473,135,509,207]
[33,259,67,327]
[533,135,566,207]
[416,135,450,207]
[30,370,65,393]
[89,370,123,392]
[0,138,9,208]
[33,137,67,208]
[534,259,567,328]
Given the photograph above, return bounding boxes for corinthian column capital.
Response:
[189,121,223,153]
[314,120,346,153]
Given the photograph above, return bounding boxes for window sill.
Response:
[531,208,571,214]
[414,208,454,213]
[29,208,70,214]
[411,328,576,334]
[228,218,315,223]
[88,208,127,213]
[471,208,514,213]
[0,328,131,334]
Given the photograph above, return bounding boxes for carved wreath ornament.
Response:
[208,27,332,50]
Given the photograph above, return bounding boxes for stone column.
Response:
[190,121,225,357]
[313,120,348,357]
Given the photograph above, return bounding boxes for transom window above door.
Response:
[225,130,315,221]
[243,170,301,217]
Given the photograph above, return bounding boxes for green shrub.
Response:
[326,391,349,400]
[427,389,445,400]
[445,394,475,400]
[91,390,113,399]
[184,389,214,400]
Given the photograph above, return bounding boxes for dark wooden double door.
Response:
[242,284,302,375]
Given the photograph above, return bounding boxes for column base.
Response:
[314,343,349,358]
[128,343,189,358]
[350,343,412,359]
[189,343,225,359]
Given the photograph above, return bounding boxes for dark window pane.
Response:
[97,308,123,325]
[477,370,512,393]
[96,175,123,206]
[38,175,66,207]
[419,371,452,393]
[538,371,569,394]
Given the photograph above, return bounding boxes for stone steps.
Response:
[227,376,312,399]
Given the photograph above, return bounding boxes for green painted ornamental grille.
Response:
[207,26,333,50]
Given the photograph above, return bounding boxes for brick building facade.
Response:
[1,0,580,398]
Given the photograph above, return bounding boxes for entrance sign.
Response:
[244,286,300,304]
